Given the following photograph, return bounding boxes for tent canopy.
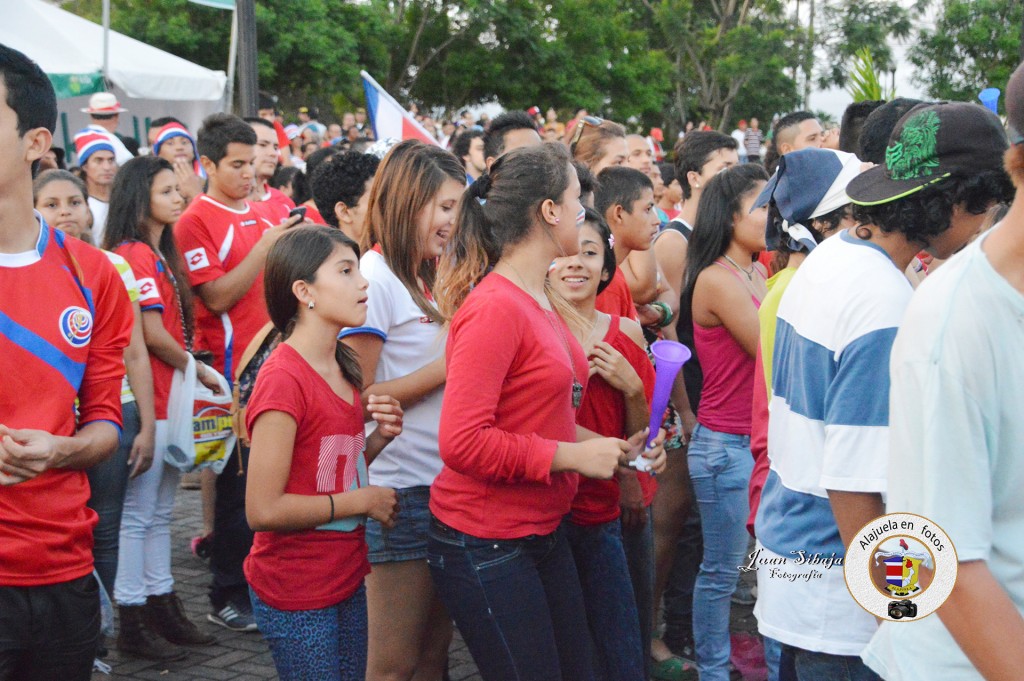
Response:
[4,0,226,102]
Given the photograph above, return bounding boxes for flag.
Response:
[188,0,235,9]
[360,71,440,146]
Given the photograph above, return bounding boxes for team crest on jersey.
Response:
[59,306,93,347]
[136,277,158,301]
[185,247,210,272]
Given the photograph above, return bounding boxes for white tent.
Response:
[2,0,228,153]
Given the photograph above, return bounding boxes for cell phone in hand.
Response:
[288,206,307,222]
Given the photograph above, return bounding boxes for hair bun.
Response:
[472,174,491,199]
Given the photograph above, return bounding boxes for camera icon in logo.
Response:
[887,599,918,620]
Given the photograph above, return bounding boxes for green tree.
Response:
[816,0,911,91]
[910,0,1023,107]
[639,0,802,131]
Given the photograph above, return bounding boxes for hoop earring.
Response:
[308,300,315,310]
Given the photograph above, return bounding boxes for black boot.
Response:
[116,605,187,661]
[144,592,217,646]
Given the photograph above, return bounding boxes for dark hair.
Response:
[0,45,56,137]
[574,161,597,197]
[858,98,926,164]
[269,165,300,192]
[852,170,1014,244]
[243,116,275,131]
[264,226,363,389]
[582,207,617,296]
[682,163,769,306]
[767,203,847,272]
[33,168,87,203]
[594,166,653,219]
[197,113,257,165]
[453,129,484,161]
[764,112,818,174]
[310,152,380,227]
[436,142,574,319]
[483,111,538,161]
[673,131,738,200]
[102,156,195,343]
[291,146,339,205]
[839,101,884,155]
[150,116,184,131]
[657,162,676,185]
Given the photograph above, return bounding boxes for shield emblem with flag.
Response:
[875,538,931,598]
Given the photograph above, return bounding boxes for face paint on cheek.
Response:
[549,260,558,271]
[576,207,586,227]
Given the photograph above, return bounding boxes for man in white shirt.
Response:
[80,92,135,164]
[73,129,118,245]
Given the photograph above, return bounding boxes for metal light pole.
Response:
[236,0,258,117]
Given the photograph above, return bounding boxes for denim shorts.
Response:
[365,485,431,563]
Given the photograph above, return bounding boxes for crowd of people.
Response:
[2,39,1023,681]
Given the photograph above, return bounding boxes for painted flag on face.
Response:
[360,71,440,146]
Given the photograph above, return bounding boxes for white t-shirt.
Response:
[863,232,1024,680]
[731,129,747,157]
[754,230,913,655]
[88,196,109,247]
[339,250,446,488]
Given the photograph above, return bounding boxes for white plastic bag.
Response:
[166,354,236,473]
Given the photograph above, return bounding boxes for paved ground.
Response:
[93,485,758,680]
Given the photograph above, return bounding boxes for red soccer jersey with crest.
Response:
[0,220,132,586]
[255,185,296,224]
[244,343,370,611]
[114,240,186,419]
[174,195,274,381]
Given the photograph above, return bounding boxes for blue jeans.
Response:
[86,400,138,600]
[621,509,654,679]
[566,521,644,681]
[780,644,880,681]
[366,486,431,563]
[427,516,596,681]
[688,424,753,681]
[250,585,368,681]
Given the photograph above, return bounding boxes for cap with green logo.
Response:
[846,102,1007,206]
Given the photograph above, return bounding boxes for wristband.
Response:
[650,301,674,328]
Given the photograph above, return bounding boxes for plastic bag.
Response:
[165,354,236,473]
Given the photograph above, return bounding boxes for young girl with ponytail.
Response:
[429,142,647,681]
[244,226,403,681]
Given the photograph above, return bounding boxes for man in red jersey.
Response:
[245,117,295,222]
[0,45,132,680]
[174,112,302,633]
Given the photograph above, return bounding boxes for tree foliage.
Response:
[638,0,800,131]
[816,0,911,91]
[909,0,1023,106]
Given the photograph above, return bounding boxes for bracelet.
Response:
[327,494,335,523]
[650,301,674,328]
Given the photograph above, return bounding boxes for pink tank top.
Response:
[693,261,763,435]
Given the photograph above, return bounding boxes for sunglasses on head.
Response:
[569,116,605,156]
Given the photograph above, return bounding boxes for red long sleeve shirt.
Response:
[430,274,587,539]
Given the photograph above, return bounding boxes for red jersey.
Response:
[244,343,370,611]
[303,203,327,226]
[595,266,657,506]
[113,241,185,419]
[174,195,273,380]
[0,222,132,586]
[571,317,656,525]
[431,274,587,539]
[255,184,295,224]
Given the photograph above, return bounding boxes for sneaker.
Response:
[731,581,757,606]
[208,603,258,632]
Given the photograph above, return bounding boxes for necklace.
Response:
[504,261,583,409]
[722,253,755,281]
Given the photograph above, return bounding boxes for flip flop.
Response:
[651,654,698,681]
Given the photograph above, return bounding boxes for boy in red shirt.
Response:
[0,45,132,680]
[246,117,295,222]
[174,112,302,632]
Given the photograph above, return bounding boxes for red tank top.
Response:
[693,261,763,435]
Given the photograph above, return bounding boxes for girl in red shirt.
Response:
[244,226,402,681]
[549,209,663,681]
[103,156,222,660]
[430,142,643,681]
